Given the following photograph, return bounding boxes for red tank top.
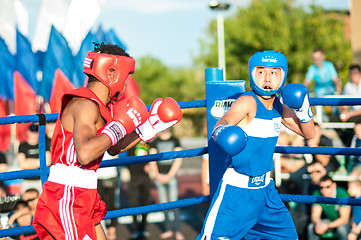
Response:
[51,87,113,171]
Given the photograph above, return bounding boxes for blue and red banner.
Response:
[0,37,15,100]
[0,24,134,117]
[40,26,74,101]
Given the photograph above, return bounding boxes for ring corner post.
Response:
[205,68,246,198]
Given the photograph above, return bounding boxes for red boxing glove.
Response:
[136,97,182,141]
[102,96,149,145]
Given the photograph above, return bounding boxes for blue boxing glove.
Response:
[280,83,313,123]
[212,125,248,156]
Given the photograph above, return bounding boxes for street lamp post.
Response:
[209,1,230,81]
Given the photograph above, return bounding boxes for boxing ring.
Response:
[1,68,361,238]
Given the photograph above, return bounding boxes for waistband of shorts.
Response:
[48,164,97,189]
[222,168,272,189]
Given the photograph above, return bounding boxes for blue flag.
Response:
[16,29,39,92]
[73,30,97,87]
[35,50,46,74]
[0,37,15,100]
[39,26,74,101]
[95,25,108,43]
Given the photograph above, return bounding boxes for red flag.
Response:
[49,69,75,113]
[14,71,37,143]
[0,98,10,151]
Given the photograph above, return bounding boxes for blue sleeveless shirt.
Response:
[230,90,283,177]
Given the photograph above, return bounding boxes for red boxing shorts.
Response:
[33,181,107,240]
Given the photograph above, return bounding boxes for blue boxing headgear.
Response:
[248,50,288,97]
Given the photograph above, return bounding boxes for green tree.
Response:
[133,55,206,137]
[133,55,205,104]
[196,0,352,91]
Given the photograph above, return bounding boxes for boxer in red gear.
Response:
[33,43,148,240]
[33,43,183,240]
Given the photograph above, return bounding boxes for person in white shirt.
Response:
[333,64,361,147]
[339,64,361,122]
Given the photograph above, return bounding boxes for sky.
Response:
[23,0,350,68]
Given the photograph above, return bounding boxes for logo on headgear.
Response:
[261,57,277,63]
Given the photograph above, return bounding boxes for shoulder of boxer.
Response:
[226,95,255,112]
[63,97,100,130]
[222,94,256,122]
[67,97,99,114]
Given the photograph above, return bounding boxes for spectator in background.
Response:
[0,151,8,195]
[278,128,306,174]
[288,161,327,238]
[335,64,361,147]
[0,152,10,197]
[201,153,210,196]
[0,182,21,218]
[8,200,39,239]
[339,64,361,122]
[127,141,152,239]
[201,119,210,196]
[0,151,8,173]
[97,152,118,240]
[307,162,328,187]
[303,49,341,97]
[347,170,361,240]
[17,124,52,193]
[305,123,339,173]
[149,129,185,240]
[307,175,351,240]
[45,122,56,148]
[348,121,361,172]
[22,188,39,216]
[0,182,6,198]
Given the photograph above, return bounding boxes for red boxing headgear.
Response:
[83,51,135,100]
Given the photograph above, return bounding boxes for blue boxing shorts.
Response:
[197,168,298,240]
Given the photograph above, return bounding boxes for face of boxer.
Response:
[254,67,282,96]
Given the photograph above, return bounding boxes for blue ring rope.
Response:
[2,97,361,126]
[2,146,361,182]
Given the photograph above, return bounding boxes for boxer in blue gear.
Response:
[197,51,316,240]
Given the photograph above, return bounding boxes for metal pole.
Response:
[217,9,226,81]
